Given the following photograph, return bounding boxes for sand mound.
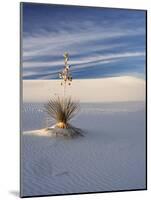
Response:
[23,125,83,138]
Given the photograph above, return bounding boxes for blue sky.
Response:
[22,3,146,80]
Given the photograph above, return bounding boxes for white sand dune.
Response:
[21,102,146,197]
[23,76,145,103]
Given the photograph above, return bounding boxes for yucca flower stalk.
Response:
[59,52,72,98]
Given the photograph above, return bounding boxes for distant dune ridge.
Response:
[23,76,145,103]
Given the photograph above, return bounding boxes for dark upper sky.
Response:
[22,3,146,80]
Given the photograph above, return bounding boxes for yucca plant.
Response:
[44,97,83,137]
[45,96,79,128]
[44,52,83,137]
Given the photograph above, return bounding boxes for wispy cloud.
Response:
[22,3,146,79]
[23,51,145,68]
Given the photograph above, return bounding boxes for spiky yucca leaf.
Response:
[44,97,79,128]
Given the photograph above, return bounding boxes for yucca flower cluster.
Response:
[59,52,72,86]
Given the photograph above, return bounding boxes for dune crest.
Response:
[23,76,145,103]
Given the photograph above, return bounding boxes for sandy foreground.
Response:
[21,101,146,197]
[21,77,146,196]
[22,76,145,103]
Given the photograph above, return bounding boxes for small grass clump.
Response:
[44,97,83,137]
